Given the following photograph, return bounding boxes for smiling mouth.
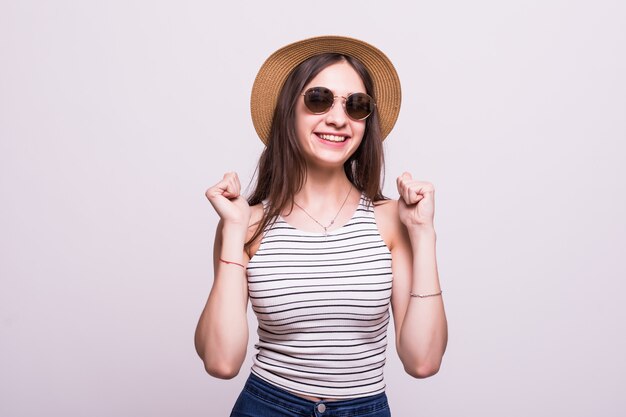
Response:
[316,133,349,143]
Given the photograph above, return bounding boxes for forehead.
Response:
[303,61,367,95]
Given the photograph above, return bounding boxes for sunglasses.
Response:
[301,87,376,121]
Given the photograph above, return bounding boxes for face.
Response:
[294,61,367,170]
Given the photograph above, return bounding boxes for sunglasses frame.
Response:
[301,87,376,121]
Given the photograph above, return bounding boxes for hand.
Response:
[205,172,251,227]
[396,172,435,229]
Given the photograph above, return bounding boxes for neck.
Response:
[294,167,355,209]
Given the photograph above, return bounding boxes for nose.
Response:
[324,98,347,128]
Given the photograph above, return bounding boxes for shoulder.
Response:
[373,197,396,213]
[244,202,267,259]
[373,198,404,251]
[248,202,265,228]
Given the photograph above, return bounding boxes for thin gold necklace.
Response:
[293,186,352,237]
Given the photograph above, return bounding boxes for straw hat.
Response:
[250,35,402,144]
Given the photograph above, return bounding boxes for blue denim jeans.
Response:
[230,372,392,417]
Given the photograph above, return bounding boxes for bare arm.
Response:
[389,173,448,378]
[194,172,253,379]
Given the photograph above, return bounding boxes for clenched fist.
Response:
[396,172,435,229]
[205,172,251,227]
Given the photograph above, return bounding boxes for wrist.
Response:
[222,222,248,240]
[220,242,247,266]
[220,225,247,261]
[407,225,436,240]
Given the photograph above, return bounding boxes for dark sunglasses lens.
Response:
[346,93,374,120]
[304,87,334,113]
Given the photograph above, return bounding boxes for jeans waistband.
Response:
[244,372,389,416]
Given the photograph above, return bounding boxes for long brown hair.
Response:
[245,53,387,252]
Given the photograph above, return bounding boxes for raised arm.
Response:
[388,172,448,378]
[194,172,252,379]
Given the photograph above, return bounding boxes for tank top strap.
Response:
[356,192,376,216]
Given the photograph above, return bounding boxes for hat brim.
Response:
[250,35,402,144]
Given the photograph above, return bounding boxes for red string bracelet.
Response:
[219,258,245,269]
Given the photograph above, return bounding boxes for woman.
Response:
[195,36,447,416]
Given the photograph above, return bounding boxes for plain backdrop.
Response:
[1,1,625,416]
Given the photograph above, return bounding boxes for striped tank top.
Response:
[246,194,393,399]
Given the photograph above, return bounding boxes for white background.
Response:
[1,1,625,416]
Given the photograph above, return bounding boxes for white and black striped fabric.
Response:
[246,194,393,399]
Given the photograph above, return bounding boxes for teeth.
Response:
[318,134,346,142]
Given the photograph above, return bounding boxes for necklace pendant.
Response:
[293,186,352,240]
